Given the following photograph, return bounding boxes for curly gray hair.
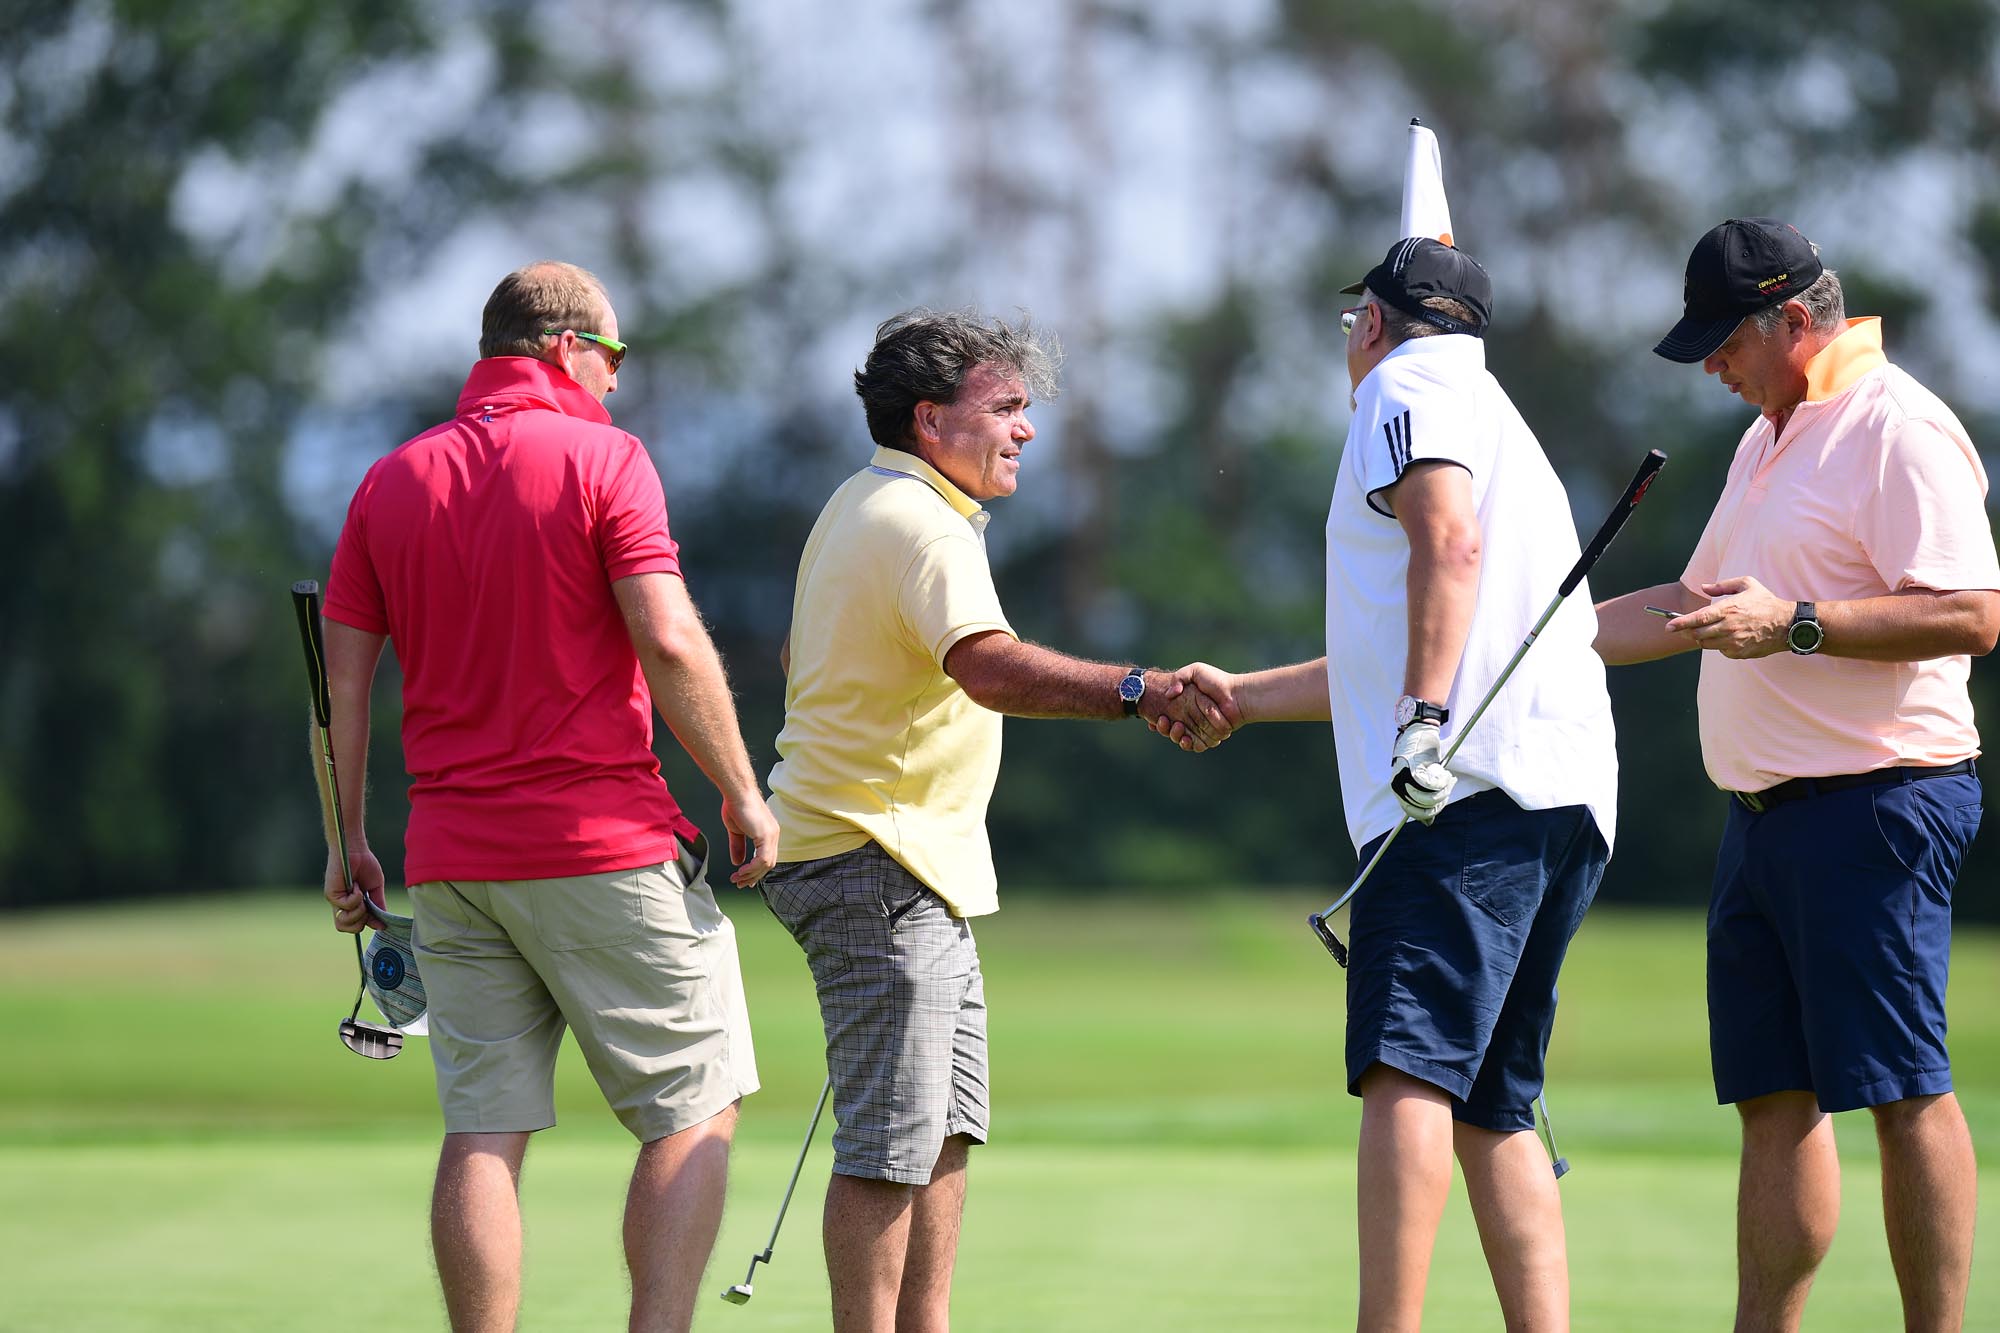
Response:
[854,309,1061,448]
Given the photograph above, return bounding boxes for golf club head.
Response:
[1551,1157,1571,1179]
[719,1283,753,1305]
[339,1016,405,1060]
[1308,912,1350,968]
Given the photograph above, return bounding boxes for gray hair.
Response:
[480,261,611,360]
[1747,267,1845,339]
[854,309,1061,448]
[1371,293,1481,346]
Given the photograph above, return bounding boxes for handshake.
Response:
[1139,663,1458,825]
[1136,663,1242,754]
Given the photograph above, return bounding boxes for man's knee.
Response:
[1868,1091,1961,1140]
[1735,1090,1821,1136]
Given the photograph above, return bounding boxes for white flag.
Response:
[1400,118,1454,247]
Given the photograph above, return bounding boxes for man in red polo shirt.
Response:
[317,261,777,1333]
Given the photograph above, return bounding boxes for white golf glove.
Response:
[1389,719,1455,824]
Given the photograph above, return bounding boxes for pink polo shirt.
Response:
[1683,319,2000,793]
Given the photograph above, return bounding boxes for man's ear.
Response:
[911,399,942,447]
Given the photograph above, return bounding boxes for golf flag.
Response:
[1400,118,1453,247]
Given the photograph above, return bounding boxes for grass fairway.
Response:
[2,891,1996,1330]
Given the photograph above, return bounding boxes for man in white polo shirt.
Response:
[762,308,1231,1333]
[1176,239,1618,1329]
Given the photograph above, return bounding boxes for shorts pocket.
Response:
[761,873,868,986]
[411,882,477,950]
[530,868,649,951]
[1458,822,1546,928]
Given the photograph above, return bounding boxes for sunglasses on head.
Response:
[543,327,627,373]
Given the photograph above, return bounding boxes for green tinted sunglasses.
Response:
[543,327,626,372]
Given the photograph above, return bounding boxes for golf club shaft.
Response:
[759,1076,831,1255]
[1315,588,1569,921]
[292,581,358,901]
[1311,450,1667,946]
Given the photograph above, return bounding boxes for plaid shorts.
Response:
[760,842,989,1184]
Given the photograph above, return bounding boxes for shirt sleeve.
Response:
[1856,418,2000,593]
[597,435,683,583]
[896,531,1015,667]
[1354,365,1479,517]
[1679,426,1762,595]
[324,474,389,634]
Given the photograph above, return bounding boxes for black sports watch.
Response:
[1118,667,1148,717]
[1786,601,1824,655]
[1394,694,1450,731]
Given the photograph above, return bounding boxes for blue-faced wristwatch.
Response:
[1119,667,1148,717]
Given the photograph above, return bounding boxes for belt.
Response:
[1730,759,1976,814]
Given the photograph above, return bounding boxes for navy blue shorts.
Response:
[1345,789,1609,1133]
[1707,769,1979,1112]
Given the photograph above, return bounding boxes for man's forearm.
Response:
[1593,581,1703,665]
[945,635,1129,718]
[637,635,765,806]
[1404,538,1480,703]
[1814,589,2000,660]
[318,621,386,852]
[1232,659,1333,723]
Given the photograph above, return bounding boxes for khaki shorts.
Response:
[411,838,758,1141]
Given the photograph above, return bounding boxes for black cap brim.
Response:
[1652,312,1744,364]
[1339,277,1366,296]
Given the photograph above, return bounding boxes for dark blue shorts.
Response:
[1345,789,1609,1133]
[1707,770,1979,1112]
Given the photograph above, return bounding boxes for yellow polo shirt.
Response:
[767,447,1015,916]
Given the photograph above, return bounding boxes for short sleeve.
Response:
[897,531,1015,667]
[597,436,682,583]
[1856,419,2000,593]
[324,475,389,634]
[1354,366,1478,517]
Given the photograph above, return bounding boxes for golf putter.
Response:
[721,1076,832,1305]
[1534,1093,1571,1179]
[1311,449,1668,966]
[291,580,403,1060]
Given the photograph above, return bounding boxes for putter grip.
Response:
[291,580,332,728]
[1558,450,1667,597]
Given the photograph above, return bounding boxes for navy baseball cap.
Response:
[1654,217,1824,363]
[1342,237,1493,337]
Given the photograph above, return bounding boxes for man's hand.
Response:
[1674,576,1791,658]
[1148,663,1244,751]
[721,792,780,888]
[1389,720,1455,823]
[324,845,387,933]
[1137,666,1238,752]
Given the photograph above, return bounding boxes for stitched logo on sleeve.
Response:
[1382,410,1412,474]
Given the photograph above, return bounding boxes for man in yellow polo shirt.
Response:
[761,308,1230,1333]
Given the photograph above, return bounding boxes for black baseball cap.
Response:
[1654,217,1824,363]
[1341,237,1492,337]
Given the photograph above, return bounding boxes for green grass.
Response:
[2,891,1996,1330]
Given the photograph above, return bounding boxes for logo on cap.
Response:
[372,946,407,991]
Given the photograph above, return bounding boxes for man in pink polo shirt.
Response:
[1596,218,2000,1332]
[317,261,778,1333]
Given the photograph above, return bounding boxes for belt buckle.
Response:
[1735,790,1766,814]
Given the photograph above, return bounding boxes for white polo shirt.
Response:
[1325,334,1618,853]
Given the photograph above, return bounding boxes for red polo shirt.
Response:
[326,356,699,883]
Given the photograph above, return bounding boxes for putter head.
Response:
[1551,1157,1571,1180]
[719,1283,753,1305]
[1308,912,1350,968]
[339,1016,404,1060]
